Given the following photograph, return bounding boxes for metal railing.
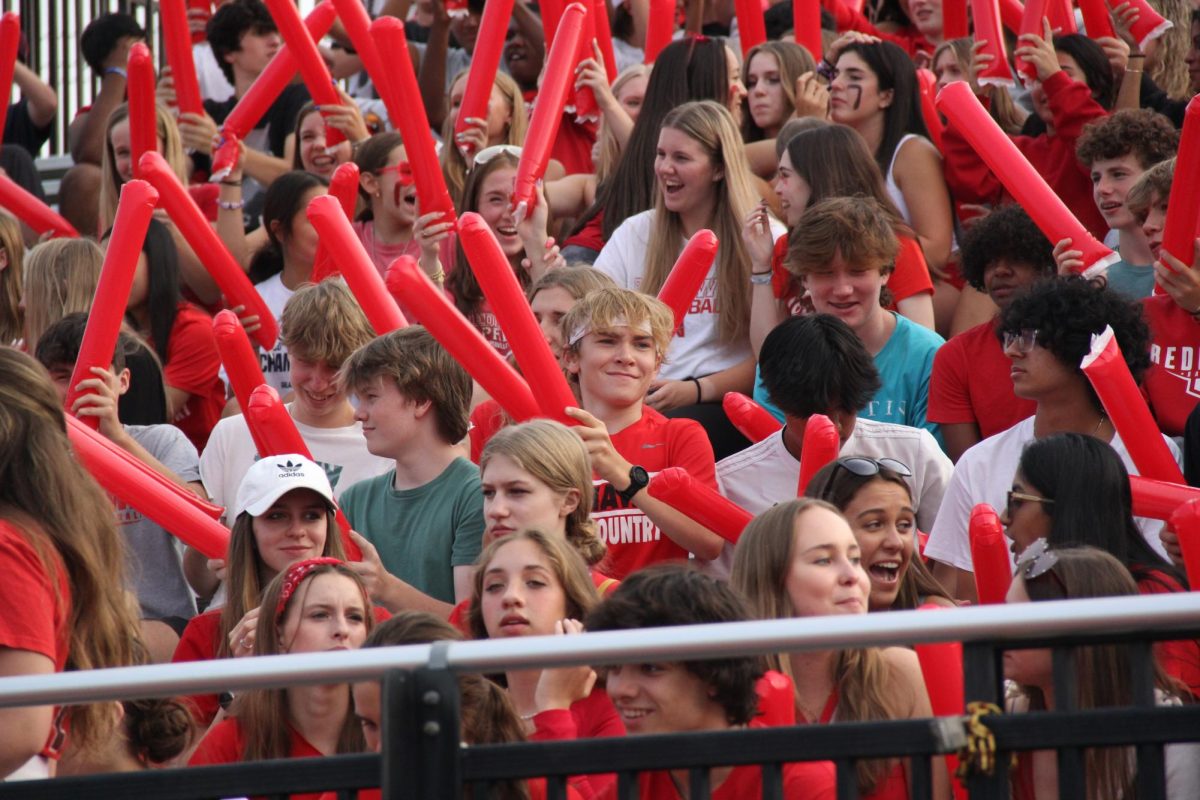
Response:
[0,593,1196,799]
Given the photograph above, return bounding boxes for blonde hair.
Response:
[441,70,529,205]
[731,499,906,795]
[528,265,617,302]
[741,42,817,142]
[280,278,376,367]
[480,420,605,566]
[100,103,189,231]
[644,101,757,343]
[932,39,1027,134]
[594,64,652,183]
[0,213,25,345]
[22,238,104,352]
[559,286,676,366]
[1147,0,1191,100]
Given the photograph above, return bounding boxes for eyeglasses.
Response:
[472,144,522,168]
[374,162,415,186]
[1006,490,1054,520]
[833,457,913,479]
[1002,329,1040,354]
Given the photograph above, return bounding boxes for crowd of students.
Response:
[2,0,1200,796]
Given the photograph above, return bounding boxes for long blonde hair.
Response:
[1146,0,1191,100]
[441,70,529,206]
[0,213,25,345]
[594,64,651,183]
[933,38,1028,134]
[100,103,189,231]
[731,499,906,795]
[644,100,756,343]
[22,238,104,352]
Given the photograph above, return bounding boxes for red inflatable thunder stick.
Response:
[657,229,719,334]
[245,385,360,560]
[969,503,1011,605]
[213,310,267,413]
[646,467,753,544]
[310,162,360,283]
[306,195,409,333]
[793,0,823,59]
[1168,499,1200,589]
[457,213,576,424]
[328,0,391,113]
[571,3,602,124]
[369,18,457,228]
[1047,0,1077,33]
[65,180,159,428]
[386,256,543,422]
[512,3,589,223]
[735,0,767,58]
[0,13,20,146]
[0,172,78,238]
[1160,97,1200,273]
[1081,326,1185,484]
[998,0,1025,32]
[589,0,619,84]
[1078,0,1116,39]
[1105,0,1172,50]
[797,414,839,496]
[261,0,345,149]
[913,606,968,800]
[126,43,158,179]
[971,0,1015,86]
[139,152,278,350]
[67,415,229,558]
[160,0,204,115]
[942,0,968,39]
[644,0,675,63]
[451,0,516,158]
[916,70,945,151]
[1130,475,1200,520]
[540,0,566,45]
[210,2,337,180]
[936,82,1118,277]
[722,392,782,442]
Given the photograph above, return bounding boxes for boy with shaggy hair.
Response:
[338,326,483,614]
[559,288,723,580]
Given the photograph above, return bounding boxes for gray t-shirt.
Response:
[119,424,201,621]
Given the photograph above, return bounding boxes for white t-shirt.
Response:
[193,42,235,103]
[924,416,1178,571]
[595,209,784,381]
[254,274,295,396]
[199,403,392,524]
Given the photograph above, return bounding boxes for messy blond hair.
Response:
[280,278,376,368]
[559,286,676,365]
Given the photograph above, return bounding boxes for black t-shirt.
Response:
[204,82,311,158]
[4,98,52,156]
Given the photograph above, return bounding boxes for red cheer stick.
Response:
[971,0,1016,86]
[213,309,267,414]
[311,162,361,283]
[999,0,1026,32]
[1078,0,1116,38]
[188,0,213,44]
[245,385,360,560]
[969,503,1012,604]
[722,392,783,442]
[512,3,589,222]
[644,0,676,64]
[916,69,944,151]
[369,17,457,227]
[458,213,576,423]
[589,0,619,84]
[1080,326,1185,484]
[0,13,20,147]
[1104,0,1171,50]
[1130,475,1200,520]
[451,0,516,158]
[797,413,840,496]
[262,0,345,149]
[127,43,158,179]
[943,0,969,38]
[211,2,338,180]
[140,151,278,350]
[160,0,204,115]
[307,194,409,333]
[657,229,719,334]
[1016,0,1050,83]
[541,0,567,46]
[572,5,601,124]
[1048,0,1077,33]
[385,255,543,422]
[793,0,823,59]
[647,467,752,544]
[936,82,1117,277]
[913,605,968,800]
[67,415,229,559]
[754,671,797,727]
[1168,499,1200,588]
[1160,97,1200,271]
[735,0,767,59]
[65,180,159,427]
[0,172,78,238]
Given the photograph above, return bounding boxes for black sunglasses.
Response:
[833,456,913,479]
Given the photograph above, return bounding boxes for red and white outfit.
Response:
[164,302,226,452]
[1142,295,1200,438]
[928,319,1038,439]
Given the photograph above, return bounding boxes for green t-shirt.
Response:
[340,457,484,603]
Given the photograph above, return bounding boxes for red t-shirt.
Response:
[469,399,507,464]
[1141,294,1200,438]
[1138,569,1200,697]
[322,778,579,800]
[531,687,626,799]
[593,408,718,580]
[551,112,597,176]
[191,717,330,799]
[928,319,1037,438]
[564,211,606,253]
[165,302,226,452]
[612,760,837,800]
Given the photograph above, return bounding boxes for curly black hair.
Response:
[959,205,1055,292]
[760,314,882,419]
[585,565,765,726]
[1076,109,1180,169]
[997,277,1152,409]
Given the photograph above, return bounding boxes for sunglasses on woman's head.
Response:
[833,456,913,479]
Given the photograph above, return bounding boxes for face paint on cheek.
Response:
[847,85,864,111]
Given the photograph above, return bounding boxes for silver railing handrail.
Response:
[1,592,1196,709]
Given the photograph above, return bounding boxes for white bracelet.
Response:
[750,271,772,285]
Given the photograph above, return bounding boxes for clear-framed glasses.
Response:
[1006,490,1054,520]
[1002,329,1040,354]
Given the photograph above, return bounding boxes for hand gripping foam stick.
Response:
[160,0,205,115]
[971,0,1016,86]
[793,0,823,58]
[657,230,719,334]
[936,82,1118,276]
[970,503,1012,605]
[212,310,267,413]
[65,180,159,427]
[1081,326,1185,484]
[735,0,767,58]
[245,385,360,560]
[589,0,619,83]
[644,0,676,63]
[1130,475,1200,520]
[262,0,345,148]
[722,392,783,442]
[572,4,601,124]
[67,415,229,558]
[307,194,409,333]
[1160,97,1200,271]
[0,172,78,238]
[1105,0,1172,50]
[140,151,278,349]
[511,3,589,222]
[0,13,20,146]
[647,467,753,544]
[127,43,158,179]
[451,0,516,158]
[457,212,577,423]
[385,256,542,422]
[1167,499,1200,588]
[310,162,361,283]
[797,414,840,496]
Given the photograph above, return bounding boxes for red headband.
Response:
[275,557,344,621]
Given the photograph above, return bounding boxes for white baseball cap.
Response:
[235,454,336,518]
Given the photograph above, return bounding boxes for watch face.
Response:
[630,466,649,486]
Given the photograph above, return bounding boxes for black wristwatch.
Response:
[617,465,650,503]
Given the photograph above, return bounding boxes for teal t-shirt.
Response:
[1105,258,1155,301]
[339,457,484,604]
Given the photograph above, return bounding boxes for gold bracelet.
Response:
[428,268,445,283]
[1126,68,1143,74]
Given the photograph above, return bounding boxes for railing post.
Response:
[381,666,462,800]
[1129,639,1166,797]
[961,643,1009,800]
